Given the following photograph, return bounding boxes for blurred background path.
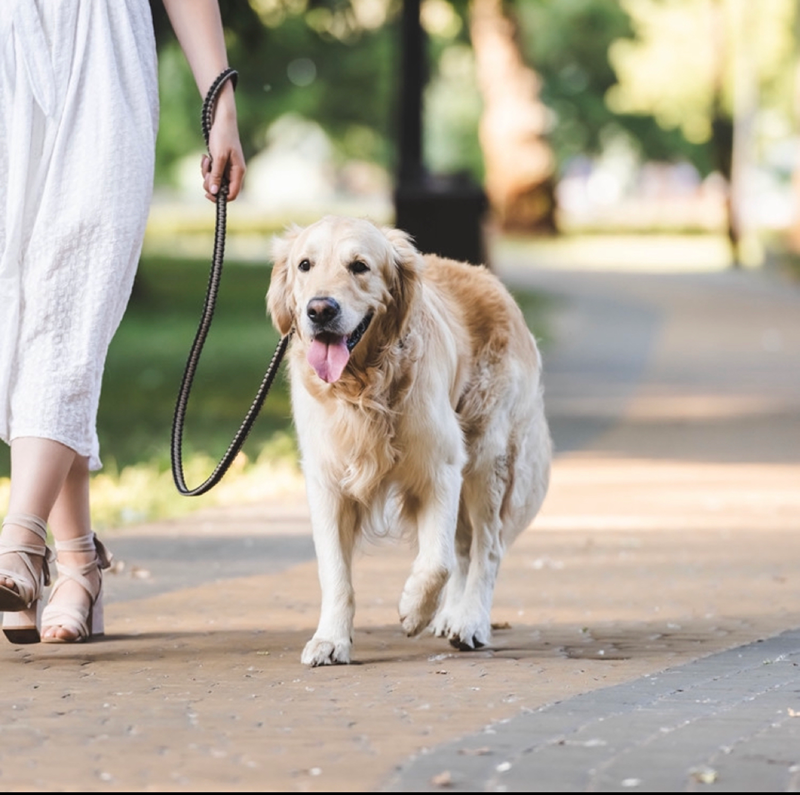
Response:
[495,235,800,465]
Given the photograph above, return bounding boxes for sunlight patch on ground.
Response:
[534,455,800,533]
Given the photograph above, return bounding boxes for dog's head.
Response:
[266,215,423,384]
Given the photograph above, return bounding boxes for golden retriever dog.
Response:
[267,215,551,666]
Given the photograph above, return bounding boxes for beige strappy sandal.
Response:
[41,532,113,644]
[0,513,55,644]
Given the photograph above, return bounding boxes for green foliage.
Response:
[515,0,713,176]
[151,0,403,187]
[421,0,484,181]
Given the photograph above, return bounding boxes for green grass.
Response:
[98,254,293,473]
[0,250,553,531]
[509,287,557,350]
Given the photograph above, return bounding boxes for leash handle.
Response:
[171,68,291,497]
[201,67,238,150]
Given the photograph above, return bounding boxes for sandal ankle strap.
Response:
[54,532,113,571]
[2,512,48,540]
[0,513,54,587]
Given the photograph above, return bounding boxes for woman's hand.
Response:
[162,0,247,201]
[201,86,246,202]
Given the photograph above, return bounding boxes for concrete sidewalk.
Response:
[1,237,799,792]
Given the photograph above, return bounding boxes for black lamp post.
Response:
[393,0,488,266]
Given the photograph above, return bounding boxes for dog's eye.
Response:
[298,259,311,272]
[349,260,369,275]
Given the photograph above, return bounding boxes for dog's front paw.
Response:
[301,636,352,666]
[398,568,448,636]
[429,611,451,640]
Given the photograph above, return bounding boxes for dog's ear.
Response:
[382,226,423,336]
[266,225,301,336]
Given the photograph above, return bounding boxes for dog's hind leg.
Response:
[440,412,550,650]
[430,498,472,639]
[302,490,360,666]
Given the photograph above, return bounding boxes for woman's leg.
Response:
[0,437,76,641]
[1,437,76,593]
[44,446,92,542]
[5,437,77,525]
[41,448,100,642]
[2,437,107,643]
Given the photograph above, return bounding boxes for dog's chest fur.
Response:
[290,327,435,504]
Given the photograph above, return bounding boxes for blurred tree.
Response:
[602,0,797,262]
[469,0,556,232]
[517,0,711,173]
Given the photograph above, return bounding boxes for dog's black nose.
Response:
[307,297,340,327]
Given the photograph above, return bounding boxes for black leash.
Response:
[171,67,291,496]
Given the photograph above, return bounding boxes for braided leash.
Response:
[171,68,291,496]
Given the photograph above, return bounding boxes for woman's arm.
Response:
[161,0,246,201]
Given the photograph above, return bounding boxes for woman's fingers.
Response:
[225,159,245,200]
[200,151,245,201]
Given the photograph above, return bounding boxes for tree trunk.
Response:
[469,0,556,233]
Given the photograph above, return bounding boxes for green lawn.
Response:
[98,254,292,475]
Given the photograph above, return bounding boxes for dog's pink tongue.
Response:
[308,337,350,383]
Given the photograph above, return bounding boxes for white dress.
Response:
[0,0,159,471]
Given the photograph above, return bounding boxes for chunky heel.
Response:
[41,532,112,643]
[90,588,104,636]
[0,513,53,644]
[2,600,43,644]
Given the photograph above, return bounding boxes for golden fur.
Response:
[267,215,552,666]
